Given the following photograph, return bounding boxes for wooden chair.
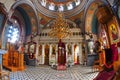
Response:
[0,64,10,80]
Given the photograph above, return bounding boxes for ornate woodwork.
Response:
[28,41,36,59]
[3,50,25,72]
[24,41,36,66]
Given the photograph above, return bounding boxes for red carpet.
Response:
[93,70,115,80]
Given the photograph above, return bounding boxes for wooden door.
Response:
[44,45,49,65]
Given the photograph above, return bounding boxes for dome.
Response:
[34,0,87,18]
[39,0,81,11]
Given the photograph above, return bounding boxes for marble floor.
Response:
[4,65,98,80]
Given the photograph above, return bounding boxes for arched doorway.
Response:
[74,44,79,64]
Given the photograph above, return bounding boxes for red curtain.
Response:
[111,44,118,62]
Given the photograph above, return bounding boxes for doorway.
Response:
[44,45,49,65]
[74,44,79,64]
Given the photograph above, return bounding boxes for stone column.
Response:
[65,44,68,64]
[79,43,83,65]
[42,44,45,64]
[72,43,75,65]
[49,44,52,64]
[36,41,39,65]
[55,44,58,65]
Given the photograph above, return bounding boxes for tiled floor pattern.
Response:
[8,65,98,80]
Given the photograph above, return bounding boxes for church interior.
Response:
[0,0,120,80]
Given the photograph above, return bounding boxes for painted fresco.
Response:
[108,23,119,44]
[99,26,110,49]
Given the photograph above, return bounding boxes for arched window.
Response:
[67,2,73,10]
[7,19,20,44]
[41,0,47,7]
[75,0,80,6]
[58,4,64,11]
[49,3,55,10]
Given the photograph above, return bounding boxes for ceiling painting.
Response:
[20,5,38,34]
[85,2,101,33]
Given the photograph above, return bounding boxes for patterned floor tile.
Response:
[4,65,98,80]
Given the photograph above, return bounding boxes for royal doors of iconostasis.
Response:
[37,44,56,65]
[37,43,83,65]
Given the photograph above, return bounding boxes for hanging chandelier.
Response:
[48,12,71,39]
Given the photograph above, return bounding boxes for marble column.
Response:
[49,44,52,64]
[55,44,58,65]
[79,43,83,65]
[72,43,75,65]
[42,44,45,64]
[65,44,68,64]
[36,41,39,65]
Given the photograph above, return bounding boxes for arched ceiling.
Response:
[13,1,39,33]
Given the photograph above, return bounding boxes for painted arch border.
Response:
[8,0,39,35]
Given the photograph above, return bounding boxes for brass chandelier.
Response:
[48,12,71,39]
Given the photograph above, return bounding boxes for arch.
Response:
[84,0,107,34]
[0,3,7,34]
[118,6,120,19]
[8,0,39,35]
[15,7,31,36]
[1,0,39,49]
[0,3,7,49]
[82,0,109,65]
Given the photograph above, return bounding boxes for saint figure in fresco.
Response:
[110,24,118,41]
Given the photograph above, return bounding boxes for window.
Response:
[7,25,20,44]
[67,2,73,10]
[49,3,55,10]
[7,19,20,44]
